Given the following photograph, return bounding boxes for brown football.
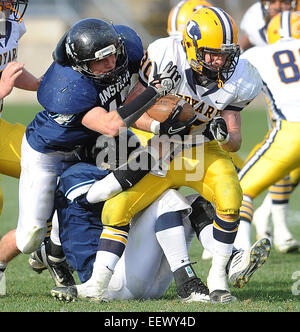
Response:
[146,95,195,122]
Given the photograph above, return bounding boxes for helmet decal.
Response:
[186,20,202,40]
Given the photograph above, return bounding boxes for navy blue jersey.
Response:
[26,25,144,153]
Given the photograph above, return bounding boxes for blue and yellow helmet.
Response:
[267,10,300,44]
[183,6,240,87]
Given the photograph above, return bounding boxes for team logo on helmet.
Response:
[186,20,202,41]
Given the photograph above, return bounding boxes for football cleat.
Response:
[209,290,237,304]
[274,238,300,254]
[173,263,210,303]
[228,238,271,288]
[29,243,75,287]
[52,265,113,302]
[177,277,211,303]
[51,285,77,302]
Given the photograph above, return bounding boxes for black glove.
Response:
[149,61,181,96]
[209,116,230,144]
[159,102,198,137]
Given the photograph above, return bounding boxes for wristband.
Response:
[117,86,159,127]
[150,120,160,134]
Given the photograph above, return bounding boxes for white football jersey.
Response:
[0,15,26,72]
[139,36,262,140]
[241,38,300,122]
[240,2,267,47]
[0,15,25,112]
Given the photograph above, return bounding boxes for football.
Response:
[146,95,195,122]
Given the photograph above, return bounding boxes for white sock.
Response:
[233,220,251,250]
[198,224,214,252]
[271,203,293,243]
[86,173,122,203]
[93,251,120,275]
[50,210,61,246]
[156,226,190,272]
[207,252,231,292]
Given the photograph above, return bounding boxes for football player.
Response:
[67,7,263,303]
[166,0,245,262]
[0,18,183,291]
[0,0,41,294]
[236,10,300,253]
[48,156,270,303]
[238,1,300,252]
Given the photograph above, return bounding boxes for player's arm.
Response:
[125,81,155,133]
[222,110,242,152]
[0,61,24,99]
[81,106,126,137]
[14,67,41,91]
[209,110,241,152]
[82,62,181,136]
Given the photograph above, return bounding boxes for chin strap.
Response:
[217,72,224,89]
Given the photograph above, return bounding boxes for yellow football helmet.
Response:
[261,1,298,23]
[267,10,300,43]
[183,7,240,88]
[167,0,212,38]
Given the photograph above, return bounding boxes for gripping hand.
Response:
[150,61,181,96]
[209,116,230,144]
[159,102,198,137]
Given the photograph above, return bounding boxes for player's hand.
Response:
[149,61,181,96]
[159,102,198,137]
[0,62,24,99]
[209,116,230,144]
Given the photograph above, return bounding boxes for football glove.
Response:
[150,61,181,96]
[159,102,198,137]
[209,116,230,144]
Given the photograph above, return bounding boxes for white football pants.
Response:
[107,189,196,300]
[16,135,79,254]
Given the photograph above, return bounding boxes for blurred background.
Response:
[8,0,262,106]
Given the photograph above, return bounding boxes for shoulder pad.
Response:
[38,62,98,114]
[52,30,70,66]
[115,25,144,72]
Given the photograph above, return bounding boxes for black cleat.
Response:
[29,243,75,287]
[174,264,210,303]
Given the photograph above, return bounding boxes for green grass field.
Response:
[0,103,300,313]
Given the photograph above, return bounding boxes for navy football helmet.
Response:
[64,18,128,84]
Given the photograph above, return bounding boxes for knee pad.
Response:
[189,196,214,237]
[16,226,48,254]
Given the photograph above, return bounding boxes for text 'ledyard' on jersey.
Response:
[240,2,267,47]
[139,36,262,141]
[26,29,144,154]
[0,16,26,72]
[241,38,300,122]
[0,16,26,113]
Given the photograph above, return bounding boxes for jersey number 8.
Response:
[273,49,300,84]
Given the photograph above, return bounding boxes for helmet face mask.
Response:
[260,0,297,23]
[65,18,128,85]
[0,0,28,22]
[192,44,240,83]
[183,7,240,87]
